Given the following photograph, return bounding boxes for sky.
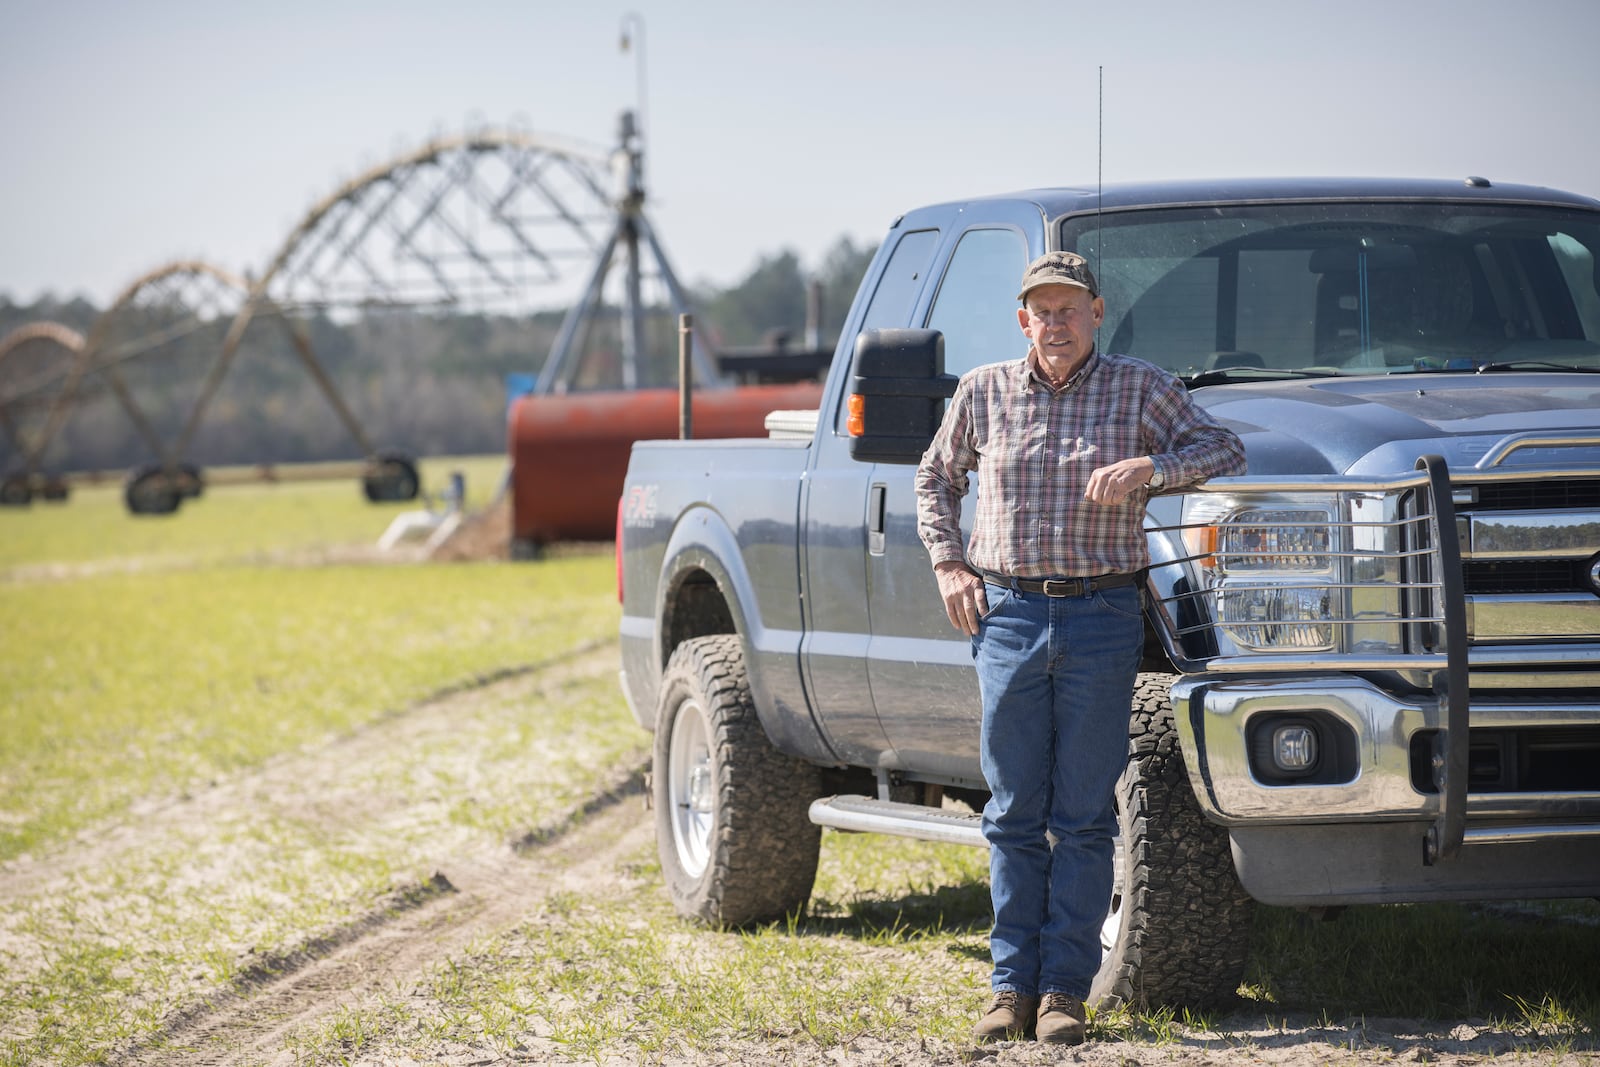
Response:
[3,0,1598,310]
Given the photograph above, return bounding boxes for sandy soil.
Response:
[5,646,1591,1066]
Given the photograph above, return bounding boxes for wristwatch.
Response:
[1147,463,1165,490]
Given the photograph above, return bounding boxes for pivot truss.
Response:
[2,118,695,512]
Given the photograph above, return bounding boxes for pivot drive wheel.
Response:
[1090,673,1254,1011]
[0,474,32,507]
[124,465,182,516]
[653,634,820,926]
[362,453,420,502]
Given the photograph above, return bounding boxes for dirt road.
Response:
[120,777,653,1066]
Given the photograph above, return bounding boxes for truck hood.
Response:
[1199,372,1600,477]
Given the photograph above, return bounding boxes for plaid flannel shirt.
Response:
[915,349,1247,578]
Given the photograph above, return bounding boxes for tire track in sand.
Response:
[114,764,650,1066]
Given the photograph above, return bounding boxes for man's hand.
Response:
[1085,456,1157,506]
[935,561,987,636]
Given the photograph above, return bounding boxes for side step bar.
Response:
[808,794,987,848]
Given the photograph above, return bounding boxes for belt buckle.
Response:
[1040,577,1079,597]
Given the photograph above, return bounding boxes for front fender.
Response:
[655,504,758,673]
[653,504,835,763]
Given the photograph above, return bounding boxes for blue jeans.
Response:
[973,581,1143,998]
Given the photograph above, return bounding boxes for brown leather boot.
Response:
[1036,992,1087,1044]
[973,990,1040,1042]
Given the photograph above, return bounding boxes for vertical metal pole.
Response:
[678,313,692,440]
[621,219,644,390]
[616,107,645,391]
[804,279,822,350]
[619,13,648,189]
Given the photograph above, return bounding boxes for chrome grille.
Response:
[1464,559,1590,594]
[1454,477,1600,641]
[1471,478,1600,511]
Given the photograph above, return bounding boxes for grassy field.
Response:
[0,454,509,572]
[1,461,1597,1065]
[0,458,644,1065]
[0,455,553,863]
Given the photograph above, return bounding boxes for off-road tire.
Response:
[1090,672,1254,1010]
[652,634,821,926]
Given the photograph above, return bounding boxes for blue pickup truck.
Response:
[616,176,1600,1009]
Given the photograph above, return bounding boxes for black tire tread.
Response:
[654,635,820,927]
[1091,672,1254,1011]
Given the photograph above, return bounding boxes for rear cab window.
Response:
[831,228,941,434]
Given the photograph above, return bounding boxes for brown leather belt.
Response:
[978,569,1143,598]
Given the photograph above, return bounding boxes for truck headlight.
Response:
[1216,509,1332,573]
[1182,498,1340,653]
[1218,584,1335,650]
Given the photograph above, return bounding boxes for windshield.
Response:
[1063,201,1600,379]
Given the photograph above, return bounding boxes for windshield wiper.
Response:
[1182,367,1343,387]
[1474,360,1600,374]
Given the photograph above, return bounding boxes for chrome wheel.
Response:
[666,695,714,878]
[1100,825,1127,959]
[650,635,820,925]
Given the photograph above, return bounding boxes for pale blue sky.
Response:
[2,0,1597,307]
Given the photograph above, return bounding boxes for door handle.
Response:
[868,483,887,555]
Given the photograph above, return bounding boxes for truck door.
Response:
[864,220,1036,780]
[798,223,944,766]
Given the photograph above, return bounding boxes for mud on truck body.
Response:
[617,176,1600,1009]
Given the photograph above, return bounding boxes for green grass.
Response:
[279,829,1600,1065]
[0,453,508,571]
[279,860,1600,1066]
[0,557,616,863]
[0,452,583,862]
[0,649,645,1067]
[285,833,999,1065]
[4,457,1599,1065]
[0,462,645,1066]
[1246,900,1600,1030]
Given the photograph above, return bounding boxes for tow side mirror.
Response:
[846,328,958,463]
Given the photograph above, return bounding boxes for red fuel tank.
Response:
[508,382,823,545]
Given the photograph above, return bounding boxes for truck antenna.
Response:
[1096,66,1103,269]
[1096,65,1104,334]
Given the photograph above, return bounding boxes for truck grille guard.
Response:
[1148,444,1600,864]
[1418,456,1469,864]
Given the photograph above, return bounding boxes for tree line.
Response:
[0,238,875,474]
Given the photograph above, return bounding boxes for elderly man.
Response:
[914,251,1246,1044]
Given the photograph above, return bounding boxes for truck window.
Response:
[835,228,941,434]
[859,229,941,332]
[1065,203,1600,376]
[1548,232,1600,340]
[926,228,1030,379]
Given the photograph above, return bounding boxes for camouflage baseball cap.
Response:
[1017,251,1099,301]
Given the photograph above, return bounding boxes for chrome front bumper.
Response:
[1171,674,1600,826]
[1172,673,1600,904]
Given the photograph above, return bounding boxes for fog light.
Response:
[1272,724,1319,774]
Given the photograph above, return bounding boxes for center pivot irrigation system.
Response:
[0,110,718,514]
